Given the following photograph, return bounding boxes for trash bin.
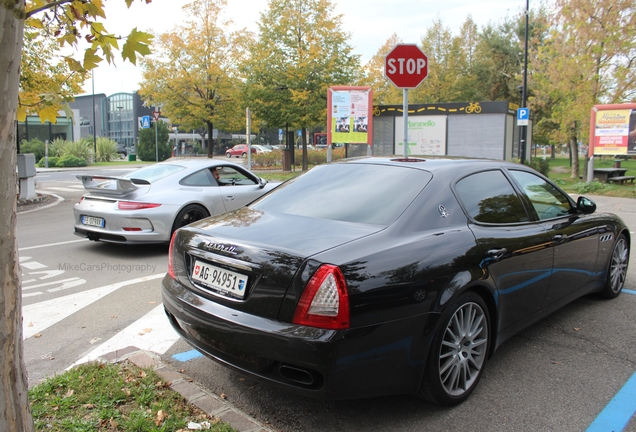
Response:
[128,154,137,162]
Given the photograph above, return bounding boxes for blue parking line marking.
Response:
[624,289,636,295]
[586,371,636,432]
[172,349,203,362]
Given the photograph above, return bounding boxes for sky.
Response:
[80,0,529,97]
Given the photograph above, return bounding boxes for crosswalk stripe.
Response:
[22,273,165,340]
[70,304,180,368]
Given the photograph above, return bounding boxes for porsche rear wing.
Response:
[76,175,148,196]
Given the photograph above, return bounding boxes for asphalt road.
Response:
[17,167,636,432]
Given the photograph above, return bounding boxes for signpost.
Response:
[153,108,161,162]
[517,108,529,126]
[384,44,428,157]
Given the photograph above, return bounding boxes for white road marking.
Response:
[22,277,84,291]
[22,273,165,340]
[41,186,84,192]
[21,261,48,270]
[71,304,180,367]
[19,239,87,251]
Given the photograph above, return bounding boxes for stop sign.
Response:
[384,44,428,89]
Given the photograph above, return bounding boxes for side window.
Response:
[216,166,258,186]
[509,170,572,220]
[180,169,214,186]
[455,170,529,224]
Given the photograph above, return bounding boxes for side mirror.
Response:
[259,178,268,189]
[577,196,596,214]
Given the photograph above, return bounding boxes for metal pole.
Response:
[246,108,252,170]
[155,118,158,162]
[403,88,409,158]
[520,0,529,164]
[92,73,97,163]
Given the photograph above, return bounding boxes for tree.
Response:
[137,121,172,162]
[531,0,636,177]
[358,33,403,105]
[139,0,248,158]
[244,0,360,170]
[1,1,152,430]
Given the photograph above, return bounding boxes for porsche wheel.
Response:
[171,204,209,235]
[419,291,490,406]
[600,234,629,299]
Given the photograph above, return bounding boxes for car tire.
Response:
[599,233,629,299]
[226,152,232,158]
[418,291,490,406]
[171,204,210,235]
[241,152,247,157]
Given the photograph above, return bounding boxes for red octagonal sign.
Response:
[384,44,428,89]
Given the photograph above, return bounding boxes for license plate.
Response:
[191,259,248,299]
[81,215,105,228]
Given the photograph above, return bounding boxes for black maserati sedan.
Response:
[162,157,629,406]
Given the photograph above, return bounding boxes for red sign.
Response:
[152,111,161,121]
[384,44,428,89]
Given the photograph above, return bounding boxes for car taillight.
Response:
[292,264,349,330]
[118,201,161,210]
[168,230,177,279]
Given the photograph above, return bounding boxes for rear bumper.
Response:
[162,274,437,400]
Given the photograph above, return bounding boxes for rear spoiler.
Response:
[76,175,148,196]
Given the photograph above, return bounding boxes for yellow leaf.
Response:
[83,49,103,71]
[121,28,153,65]
[38,105,61,124]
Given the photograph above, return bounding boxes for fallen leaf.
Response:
[64,389,74,398]
[138,328,152,335]
[155,409,167,426]
[220,393,226,399]
[109,418,118,428]
[573,327,581,331]
[34,333,41,338]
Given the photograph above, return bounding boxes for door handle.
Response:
[487,248,507,260]
[553,234,566,244]
[224,195,235,201]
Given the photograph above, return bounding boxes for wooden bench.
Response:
[607,176,636,185]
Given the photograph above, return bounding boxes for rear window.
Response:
[251,163,432,225]
[122,164,186,183]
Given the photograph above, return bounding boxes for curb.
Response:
[101,348,275,432]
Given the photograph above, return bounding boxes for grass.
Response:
[543,155,636,198]
[29,361,236,432]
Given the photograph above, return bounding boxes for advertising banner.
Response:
[327,86,372,145]
[593,109,632,155]
[394,115,447,155]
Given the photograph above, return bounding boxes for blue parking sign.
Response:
[140,115,151,129]
[517,108,529,126]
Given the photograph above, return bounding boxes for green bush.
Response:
[63,140,93,164]
[528,157,550,176]
[95,137,120,162]
[20,138,45,160]
[19,139,45,160]
[137,121,172,161]
[48,138,68,157]
[37,156,59,167]
[571,180,606,194]
[56,155,87,167]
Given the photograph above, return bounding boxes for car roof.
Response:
[150,158,244,171]
[339,156,529,178]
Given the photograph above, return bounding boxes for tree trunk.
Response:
[206,121,214,158]
[570,134,579,179]
[0,3,34,431]
[301,127,308,171]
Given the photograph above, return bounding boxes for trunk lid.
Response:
[173,207,384,320]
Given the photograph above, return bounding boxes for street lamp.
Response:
[116,106,124,154]
[173,126,178,157]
